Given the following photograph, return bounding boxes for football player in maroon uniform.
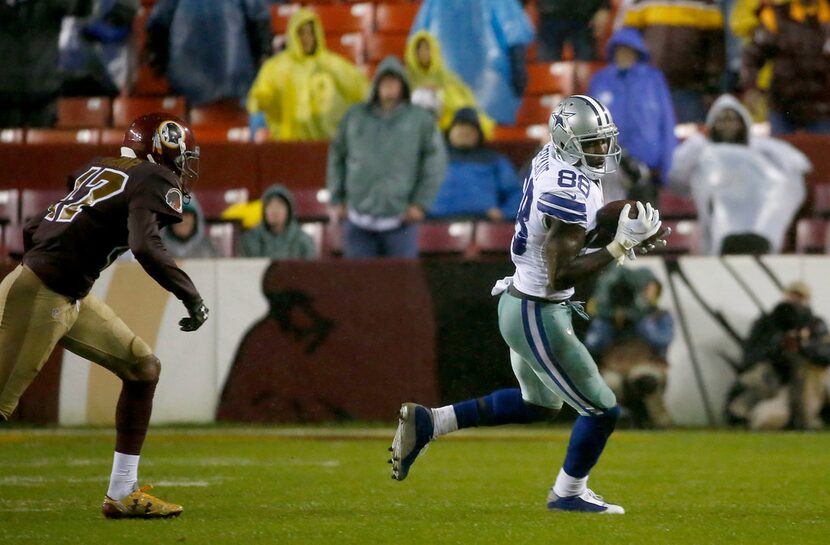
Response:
[0,113,208,519]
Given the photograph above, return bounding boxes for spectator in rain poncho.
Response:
[410,0,534,125]
[146,0,273,107]
[668,94,811,255]
[248,8,369,141]
[404,30,495,139]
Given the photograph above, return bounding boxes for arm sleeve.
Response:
[22,212,45,254]
[128,208,202,309]
[248,58,281,116]
[656,71,679,184]
[411,120,448,211]
[667,134,707,196]
[239,230,257,257]
[325,109,351,206]
[637,310,675,353]
[242,0,273,67]
[740,26,776,90]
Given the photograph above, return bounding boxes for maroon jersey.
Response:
[23,155,202,307]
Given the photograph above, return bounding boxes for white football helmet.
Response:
[548,95,621,180]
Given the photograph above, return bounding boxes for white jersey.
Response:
[509,143,604,301]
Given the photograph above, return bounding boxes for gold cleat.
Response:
[101,485,183,519]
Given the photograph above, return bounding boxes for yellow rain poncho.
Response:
[248,8,369,141]
[404,31,494,139]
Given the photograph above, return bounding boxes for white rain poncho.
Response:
[668,94,811,254]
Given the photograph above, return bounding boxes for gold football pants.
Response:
[0,265,152,419]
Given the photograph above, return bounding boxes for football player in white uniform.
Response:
[390,95,665,514]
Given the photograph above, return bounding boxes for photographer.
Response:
[585,267,674,428]
[728,282,830,430]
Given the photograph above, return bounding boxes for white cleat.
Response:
[546,488,625,514]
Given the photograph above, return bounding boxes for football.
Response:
[589,199,639,247]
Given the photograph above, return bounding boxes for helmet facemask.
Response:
[175,146,200,200]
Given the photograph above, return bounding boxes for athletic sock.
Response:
[553,467,589,498]
[114,378,157,455]
[561,405,621,479]
[444,388,549,436]
[106,452,140,500]
[431,406,458,438]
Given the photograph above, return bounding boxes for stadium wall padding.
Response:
[5,256,830,426]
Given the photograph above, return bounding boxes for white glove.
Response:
[606,201,662,261]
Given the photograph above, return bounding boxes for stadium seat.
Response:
[271,3,300,34]
[795,218,829,254]
[57,97,112,128]
[491,124,548,141]
[292,189,330,222]
[417,221,474,255]
[112,96,186,127]
[2,224,24,258]
[25,129,100,144]
[101,128,127,145]
[0,189,20,226]
[0,128,24,143]
[515,95,560,126]
[473,221,515,253]
[195,188,250,222]
[811,184,830,217]
[327,32,366,64]
[132,64,172,97]
[21,189,65,222]
[374,3,419,34]
[310,3,373,35]
[366,33,407,63]
[208,222,238,257]
[659,190,698,219]
[300,221,325,257]
[526,62,575,96]
[189,99,249,129]
[652,219,701,256]
[575,61,607,94]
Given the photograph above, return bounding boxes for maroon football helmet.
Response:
[123,112,200,196]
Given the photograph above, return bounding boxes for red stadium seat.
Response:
[417,221,474,255]
[0,189,20,226]
[0,128,24,143]
[271,3,300,34]
[575,61,608,94]
[515,95,561,126]
[651,220,701,256]
[375,3,419,34]
[292,189,330,222]
[526,62,575,96]
[195,188,250,222]
[112,96,186,127]
[811,184,830,217]
[327,32,366,64]
[132,64,172,97]
[658,190,698,219]
[21,189,66,223]
[57,97,112,128]
[101,128,127,145]
[2,224,24,258]
[366,33,407,63]
[492,124,548,141]
[25,129,100,145]
[310,3,373,35]
[189,99,249,129]
[207,222,239,257]
[473,221,515,253]
[795,218,829,254]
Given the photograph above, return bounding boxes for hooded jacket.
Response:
[240,184,317,260]
[410,0,534,124]
[161,196,220,259]
[668,94,811,254]
[147,0,272,107]
[741,0,830,125]
[326,56,448,219]
[248,8,369,141]
[429,108,521,219]
[622,0,724,95]
[404,31,495,139]
[588,28,677,183]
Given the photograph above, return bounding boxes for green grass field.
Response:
[1,426,828,545]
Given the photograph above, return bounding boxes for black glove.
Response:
[179,301,209,332]
[508,45,528,96]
